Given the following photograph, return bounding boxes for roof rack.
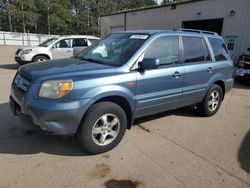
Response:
[174,28,218,36]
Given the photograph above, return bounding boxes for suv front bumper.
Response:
[15,54,33,65]
[10,84,93,135]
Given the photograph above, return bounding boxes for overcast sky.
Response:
[156,0,162,4]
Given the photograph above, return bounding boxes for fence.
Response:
[0,31,59,46]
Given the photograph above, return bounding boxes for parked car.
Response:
[73,38,99,56]
[10,29,234,154]
[236,48,250,82]
[15,35,100,65]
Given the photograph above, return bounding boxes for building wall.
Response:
[100,0,250,58]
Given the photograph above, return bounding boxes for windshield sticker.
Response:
[130,35,148,40]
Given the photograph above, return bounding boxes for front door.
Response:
[135,36,184,118]
[51,38,73,59]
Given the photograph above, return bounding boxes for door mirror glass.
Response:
[139,58,160,70]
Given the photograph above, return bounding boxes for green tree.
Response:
[0,0,158,35]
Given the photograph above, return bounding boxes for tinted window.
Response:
[144,36,179,66]
[183,37,204,63]
[208,38,230,61]
[54,39,71,48]
[73,38,87,47]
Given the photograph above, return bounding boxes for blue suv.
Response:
[10,29,234,154]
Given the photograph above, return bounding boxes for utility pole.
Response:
[47,0,50,34]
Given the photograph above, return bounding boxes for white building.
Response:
[100,0,250,59]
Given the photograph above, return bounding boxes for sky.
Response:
[156,0,162,4]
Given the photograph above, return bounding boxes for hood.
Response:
[19,58,115,83]
[19,46,46,53]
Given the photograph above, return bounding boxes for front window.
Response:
[39,38,58,47]
[143,36,179,66]
[75,33,147,66]
[53,39,72,48]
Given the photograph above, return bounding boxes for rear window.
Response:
[73,38,88,47]
[208,38,230,61]
[88,39,98,44]
[182,36,206,63]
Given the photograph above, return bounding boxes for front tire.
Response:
[33,55,48,62]
[198,84,223,117]
[77,102,127,154]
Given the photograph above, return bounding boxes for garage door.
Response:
[182,18,224,35]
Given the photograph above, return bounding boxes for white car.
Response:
[15,35,100,65]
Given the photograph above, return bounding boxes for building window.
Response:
[227,39,235,51]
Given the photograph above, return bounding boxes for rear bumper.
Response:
[10,86,94,135]
[236,68,250,76]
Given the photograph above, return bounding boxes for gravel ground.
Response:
[0,45,249,188]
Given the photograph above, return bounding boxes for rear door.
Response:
[72,38,88,56]
[135,36,184,117]
[180,36,215,107]
[51,38,73,59]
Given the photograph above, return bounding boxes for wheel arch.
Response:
[213,80,225,100]
[78,94,135,132]
[32,54,51,62]
[94,96,134,129]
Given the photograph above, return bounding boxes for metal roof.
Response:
[101,0,203,17]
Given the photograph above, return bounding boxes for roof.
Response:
[113,29,221,38]
[60,35,100,39]
[101,0,203,17]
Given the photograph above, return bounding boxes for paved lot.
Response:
[0,45,249,188]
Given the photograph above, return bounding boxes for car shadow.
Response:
[0,63,19,70]
[0,102,86,156]
[238,130,250,174]
[134,106,201,125]
[234,82,250,89]
[0,101,201,156]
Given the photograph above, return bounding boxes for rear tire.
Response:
[198,84,223,117]
[77,102,127,154]
[33,55,48,62]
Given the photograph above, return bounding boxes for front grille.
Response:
[14,73,31,93]
[15,49,22,55]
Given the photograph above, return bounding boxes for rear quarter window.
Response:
[208,38,230,61]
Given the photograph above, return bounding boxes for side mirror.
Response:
[139,58,160,70]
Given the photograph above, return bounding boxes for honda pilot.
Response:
[10,30,234,154]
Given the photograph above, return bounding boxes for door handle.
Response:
[172,71,182,78]
[66,50,72,52]
[207,67,213,73]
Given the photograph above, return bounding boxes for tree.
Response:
[0,0,158,35]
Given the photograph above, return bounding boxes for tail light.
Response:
[238,56,245,68]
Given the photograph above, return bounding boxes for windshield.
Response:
[39,37,58,47]
[75,33,148,66]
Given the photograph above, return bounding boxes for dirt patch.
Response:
[104,179,143,188]
[90,163,111,178]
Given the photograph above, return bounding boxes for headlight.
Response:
[20,49,32,55]
[38,80,73,99]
